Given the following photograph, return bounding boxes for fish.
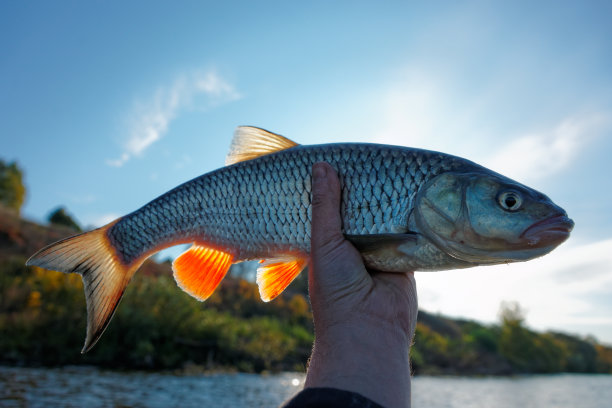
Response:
[27,126,574,352]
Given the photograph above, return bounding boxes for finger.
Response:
[311,162,344,253]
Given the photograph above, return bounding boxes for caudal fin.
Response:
[26,221,138,353]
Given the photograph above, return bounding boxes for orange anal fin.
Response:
[256,257,308,302]
[172,244,234,301]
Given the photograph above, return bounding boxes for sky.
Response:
[2,1,612,343]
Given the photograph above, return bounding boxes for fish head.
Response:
[414,170,574,265]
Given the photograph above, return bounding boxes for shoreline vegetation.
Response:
[1,206,611,375]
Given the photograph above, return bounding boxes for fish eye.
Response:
[498,191,523,212]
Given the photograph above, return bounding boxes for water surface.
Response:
[0,366,303,408]
[412,374,611,408]
[1,366,610,407]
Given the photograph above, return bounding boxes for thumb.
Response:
[310,162,344,257]
[309,162,370,318]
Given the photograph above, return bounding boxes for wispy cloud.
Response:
[374,69,612,182]
[373,70,611,188]
[107,71,241,167]
[483,114,610,183]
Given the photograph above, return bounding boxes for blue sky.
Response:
[2,1,612,343]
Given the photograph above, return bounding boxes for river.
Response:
[1,366,610,407]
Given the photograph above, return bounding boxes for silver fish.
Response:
[27,126,574,351]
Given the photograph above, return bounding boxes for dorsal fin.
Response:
[225,126,299,165]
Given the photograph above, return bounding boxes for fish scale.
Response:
[107,143,463,265]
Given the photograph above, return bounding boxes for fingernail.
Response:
[313,162,327,183]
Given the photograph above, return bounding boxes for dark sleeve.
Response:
[280,387,385,408]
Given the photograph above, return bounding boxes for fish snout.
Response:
[521,214,574,247]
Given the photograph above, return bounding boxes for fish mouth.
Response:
[521,215,574,247]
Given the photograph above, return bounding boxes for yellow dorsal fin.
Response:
[225,126,299,165]
[172,244,234,301]
[256,256,308,302]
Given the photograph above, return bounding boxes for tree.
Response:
[498,301,534,370]
[497,301,566,372]
[0,159,26,214]
[48,207,82,231]
[498,300,526,326]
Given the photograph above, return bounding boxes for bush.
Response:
[0,160,26,214]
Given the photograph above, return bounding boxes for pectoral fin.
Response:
[346,233,420,258]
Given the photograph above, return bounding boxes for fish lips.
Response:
[521,215,574,247]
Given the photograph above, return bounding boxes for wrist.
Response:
[305,318,412,408]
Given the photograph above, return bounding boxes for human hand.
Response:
[304,162,418,408]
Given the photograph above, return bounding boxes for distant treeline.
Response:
[0,204,611,374]
[413,303,612,375]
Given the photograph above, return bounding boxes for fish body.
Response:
[27,127,574,352]
[109,142,461,269]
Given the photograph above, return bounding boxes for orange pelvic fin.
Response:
[172,244,234,301]
[26,220,138,353]
[256,256,308,302]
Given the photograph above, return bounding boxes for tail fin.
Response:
[26,221,138,353]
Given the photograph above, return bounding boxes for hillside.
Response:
[1,206,611,374]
